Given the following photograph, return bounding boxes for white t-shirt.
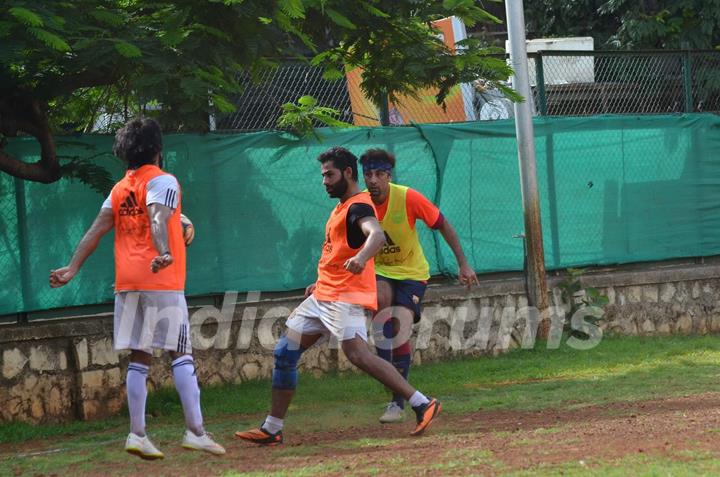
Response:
[102,174,180,210]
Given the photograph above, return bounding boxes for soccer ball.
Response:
[180,213,195,246]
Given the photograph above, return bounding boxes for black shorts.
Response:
[377,275,428,324]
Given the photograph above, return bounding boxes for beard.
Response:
[326,175,349,198]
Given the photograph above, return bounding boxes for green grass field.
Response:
[4,335,720,476]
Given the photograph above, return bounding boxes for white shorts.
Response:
[114,291,191,354]
[286,295,369,343]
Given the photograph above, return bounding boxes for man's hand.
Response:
[304,282,317,298]
[459,263,479,289]
[183,224,195,246]
[150,253,173,273]
[48,208,114,289]
[344,255,367,274]
[49,266,77,288]
[181,214,195,246]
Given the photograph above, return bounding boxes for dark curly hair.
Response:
[317,146,358,181]
[113,118,163,169]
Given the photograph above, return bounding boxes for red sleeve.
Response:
[405,188,442,229]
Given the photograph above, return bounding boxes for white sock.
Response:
[263,415,284,434]
[172,355,204,436]
[126,362,149,436]
[408,391,430,409]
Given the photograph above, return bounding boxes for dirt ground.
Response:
[8,393,720,476]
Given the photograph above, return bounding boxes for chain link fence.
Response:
[4,114,720,323]
[216,64,354,131]
[215,51,720,130]
[531,51,720,117]
[89,51,720,132]
[4,50,720,324]
[0,175,22,324]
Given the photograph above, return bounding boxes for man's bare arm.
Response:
[438,219,479,288]
[148,203,175,272]
[344,217,386,274]
[149,203,173,254]
[50,208,114,287]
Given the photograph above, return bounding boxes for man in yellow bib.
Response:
[360,148,479,423]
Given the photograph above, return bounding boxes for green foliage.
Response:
[8,6,44,27]
[112,40,142,58]
[524,0,617,45]
[279,0,306,19]
[27,27,71,52]
[59,156,115,196]
[600,0,720,49]
[0,0,513,135]
[524,0,720,50]
[0,0,515,184]
[277,95,352,139]
[308,1,516,107]
[324,8,356,30]
[557,268,610,338]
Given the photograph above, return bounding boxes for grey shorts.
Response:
[114,291,191,354]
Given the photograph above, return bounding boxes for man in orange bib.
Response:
[50,118,224,459]
[235,147,441,445]
[360,148,479,424]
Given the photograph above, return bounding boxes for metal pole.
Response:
[14,177,30,323]
[505,0,549,312]
[682,51,693,113]
[535,53,548,116]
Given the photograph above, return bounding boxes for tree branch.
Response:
[0,96,61,183]
[50,67,122,98]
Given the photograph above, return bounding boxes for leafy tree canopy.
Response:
[0,0,513,184]
[524,0,720,50]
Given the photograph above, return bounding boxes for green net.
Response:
[2,114,719,315]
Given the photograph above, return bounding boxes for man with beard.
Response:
[235,147,441,445]
[360,148,479,424]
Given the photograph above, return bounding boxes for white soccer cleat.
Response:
[182,430,226,455]
[379,401,405,423]
[125,432,164,460]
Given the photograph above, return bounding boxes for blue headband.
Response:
[362,160,393,174]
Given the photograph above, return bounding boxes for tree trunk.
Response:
[0,95,61,184]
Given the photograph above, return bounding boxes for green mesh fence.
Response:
[2,113,720,316]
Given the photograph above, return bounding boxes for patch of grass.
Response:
[532,426,565,435]
[429,448,500,472]
[271,444,329,458]
[384,455,407,466]
[507,451,720,476]
[225,461,346,477]
[600,407,641,417]
[511,436,545,447]
[4,336,720,475]
[4,446,126,477]
[7,335,720,446]
[334,437,401,449]
[442,447,495,460]
[438,336,720,413]
[0,417,123,447]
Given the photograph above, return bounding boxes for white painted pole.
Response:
[505,0,548,311]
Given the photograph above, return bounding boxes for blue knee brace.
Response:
[374,318,395,362]
[271,336,304,390]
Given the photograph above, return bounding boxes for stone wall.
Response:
[2,259,720,423]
